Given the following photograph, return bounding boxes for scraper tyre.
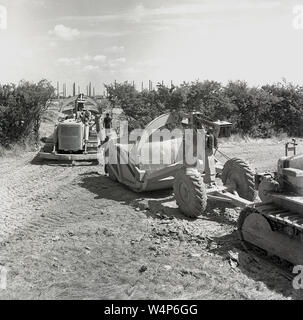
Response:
[222,158,256,201]
[174,168,207,218]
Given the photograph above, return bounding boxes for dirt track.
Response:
[1,140,303,299]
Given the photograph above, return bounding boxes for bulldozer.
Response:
[39,94,101,163]
[104,111,256,218]
[238,139,303,266]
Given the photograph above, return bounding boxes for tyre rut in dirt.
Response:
[0,165,85,242]
[7,183,86,241]
[222,158,256,201]
[173,167,207,218]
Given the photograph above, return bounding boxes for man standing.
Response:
[103,113,112,137]
[95,114,103,147]
[81,109,92,153]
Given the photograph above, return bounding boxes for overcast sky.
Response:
[0,0,302,94]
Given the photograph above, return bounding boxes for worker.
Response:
[95,114,103,147]
[76,108,83,121]
[206,127,218,151]
[81,109,92,153]
[75,98,84,120]
[52,126,58,153]
[103,113,112,137]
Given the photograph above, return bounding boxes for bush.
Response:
[0,80,55,147]
[105,80,303,138]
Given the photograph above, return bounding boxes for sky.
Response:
[0,0,303,94]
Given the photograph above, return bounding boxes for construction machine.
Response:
[238,139,303,266]
[104,111,256,218]
[39,94,101,162]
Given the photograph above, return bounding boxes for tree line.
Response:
[1,78,303,149]
[105,80,303,138]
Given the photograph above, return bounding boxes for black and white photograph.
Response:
[1,0,303,305]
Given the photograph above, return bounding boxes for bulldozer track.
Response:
[255,202,303,234]
[240,240,294,280]
[239,203,302,278]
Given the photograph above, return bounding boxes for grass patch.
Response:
[0,143,36,158]
[219,133,292,146]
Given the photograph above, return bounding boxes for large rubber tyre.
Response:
[222,158,256,201]
[173,168,207,218]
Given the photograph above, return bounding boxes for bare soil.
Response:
[1,120,303,299]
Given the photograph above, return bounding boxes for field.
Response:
[1,113,303,300]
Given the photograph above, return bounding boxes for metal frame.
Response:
[39,151,99,161]
[105,111,254,209]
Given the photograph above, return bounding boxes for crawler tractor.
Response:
[105,111,256,217]
[39,94,101,162]
[239,139,303,266]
